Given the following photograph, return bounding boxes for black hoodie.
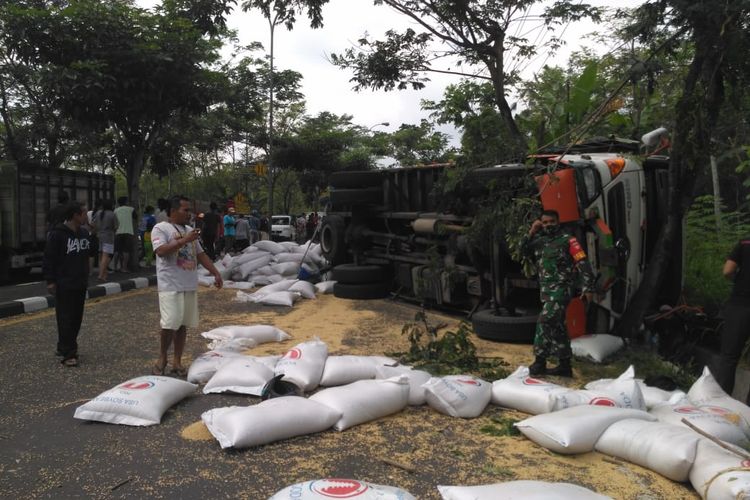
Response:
[43,223,91,290]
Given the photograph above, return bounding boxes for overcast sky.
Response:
[138,0,645,144]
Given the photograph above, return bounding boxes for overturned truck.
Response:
[320,137,680,342]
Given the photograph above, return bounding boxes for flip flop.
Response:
[62,357,78,367]
[152,363,166,376]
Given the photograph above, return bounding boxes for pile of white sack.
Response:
[197,240,336,297]
[508,365,750,499]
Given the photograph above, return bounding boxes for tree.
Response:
[0,0,234,203]
[330,0,601,160]
[240,0,330,214]
[615,0,750,337]
[388,119,452,166]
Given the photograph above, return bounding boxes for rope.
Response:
[701,466,750,499]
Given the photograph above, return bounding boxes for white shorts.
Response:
[158,291,199,330]
[100,242,114,255]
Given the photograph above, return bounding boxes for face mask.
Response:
[542,225,559,235]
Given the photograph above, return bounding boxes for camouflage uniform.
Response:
[521,228,596,360]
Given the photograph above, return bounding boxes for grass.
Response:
[479,416,521,438]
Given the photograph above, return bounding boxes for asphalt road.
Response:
[0,265,156,303]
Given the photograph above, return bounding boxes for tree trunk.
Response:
[487,37,528,159]
[126,147,145,208]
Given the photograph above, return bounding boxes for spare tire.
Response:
[471,309,538,343]
[333,264,387,284]
[320,215,346,265]
[329,171,384,189]
[333,281,391,300]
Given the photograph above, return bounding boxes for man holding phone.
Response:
[151,195,223,376]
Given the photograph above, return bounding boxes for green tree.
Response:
[330,0,601,160]
[388,119,452,166]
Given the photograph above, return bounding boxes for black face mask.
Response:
[542,225,560,236]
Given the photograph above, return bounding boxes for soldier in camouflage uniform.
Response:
[521,210,596,377]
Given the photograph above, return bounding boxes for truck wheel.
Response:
[333,281,391,300]
[471,309,538,343]
[329,171,384,189]
[332,264,387,284]
[330,187,382,206]
[320,215,346,265]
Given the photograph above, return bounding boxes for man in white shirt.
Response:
[114,196,136,272]
[151,195,223,376]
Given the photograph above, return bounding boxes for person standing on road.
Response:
[43,201,91,367]
[521,210,596,377]
[249,211,261,244]
[235,214,250,251]
[139,205,156,267]
[717,238,750,402]
[151,195,223,376]
[114,196,136,272]
[95,199,118,282]
[223,207,236,255]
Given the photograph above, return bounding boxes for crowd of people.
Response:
[43,191,323,372]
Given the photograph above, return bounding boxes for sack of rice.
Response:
[571,334,624,363]
[320,355,396,387]
[275,339,328,392]
[689,438,750,500]
[203,357,276,396]
[187,350,245,383]
[688,366,750,437]
[74,376,196,426]
[437,480,612,500]
[270,479,416,500]
[423,375,492,418]
[491,366,573,415]
[201,324,291,344]
[375,365,431,405]
[649,400,748,447]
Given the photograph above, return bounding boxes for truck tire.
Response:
[332,264,386,284]
[320,215,346,265]
[471,309,538,343]
[329,171,384,189]
[333,281,391,300]
[330,187,382,206]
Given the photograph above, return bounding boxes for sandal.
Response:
[62,357,79,367]
[170,366,188,377]
[152,363,166,375]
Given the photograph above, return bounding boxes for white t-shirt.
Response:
[151,222,204,292]
[114,205,135,235]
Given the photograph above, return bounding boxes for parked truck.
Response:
[0,161,115,281]
[320,134,681,341]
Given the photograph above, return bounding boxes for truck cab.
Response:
[320,137,677,341]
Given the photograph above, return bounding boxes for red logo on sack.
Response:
[310,479,369,497]
[742,460,750,468]
[120,381,155,390]
[523,377,549,386]
[702,405,731,415]
[674,406,704,414]
[456,378,480,386]
[283,348,302,360]
[589,397,616,407]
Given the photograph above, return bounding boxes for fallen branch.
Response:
[378,456,416,473]
[111,478,132,491]
[681,418,750,460]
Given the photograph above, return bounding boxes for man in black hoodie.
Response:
[43,201,91,367]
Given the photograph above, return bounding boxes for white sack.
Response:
[309,376,409,431]
[688,366,750,437]
[222,280,255,290]
[255,265,276,276]
[187,350,245,383]
[239,254,273,279]
[201,324,291,344]
[292,241,314,254]
[689,438,750,500]
[423,375,492,418]
[552,378,646,412]
[258,291,300,307]
[278,241,299,251]
[230,270,244,282]
[251,240,286,254]
[266,274,285,283]
[198,275,215,287]
[233,250,270,265]
[437,481,612,500]
[271,262,301,277]
[274,253,305,264]
[275,339,328,392]
[201,396,340,449]
[203,358,275,396]
[74,376,196,426]
[315,280,336,294]
[270,479,415,500]
[514,405,656,455]
[594,418,701,482]
[649,401,748,446]
[584,365,686,410]
[375,365,431,405]
[207,337,256,352]
[491,366,573,415]
[241,245,260,254]
[571,334,624,363]
[319,355,396,386]
[288,280,317,299]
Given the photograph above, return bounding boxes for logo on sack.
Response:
[456,378,480,386]
[589,397,616,407]
[742,460,750,468]
[283,348,302,360]
[120,381,155,390]
[701,405,731,415]
[674,406,704,414]
[309,479,369,497]
[523,377,550,386]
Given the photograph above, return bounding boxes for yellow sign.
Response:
[254,163,268,176]
[234,192,250,214]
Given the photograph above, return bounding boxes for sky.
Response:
[138,0,645,144]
